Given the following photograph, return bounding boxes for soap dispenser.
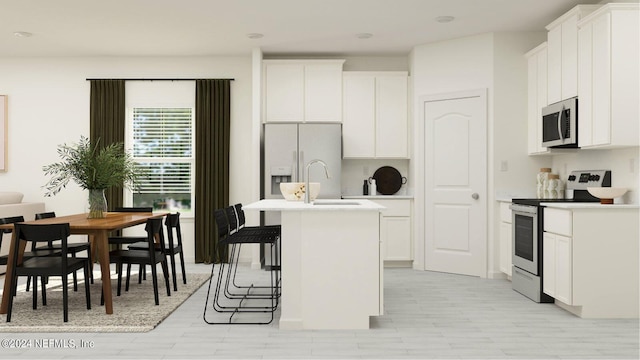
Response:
[363,179,369,195]
[369,178,377,196]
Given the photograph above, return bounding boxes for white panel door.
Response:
[423,90,487,277]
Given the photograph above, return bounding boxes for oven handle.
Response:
[509,203,538,215]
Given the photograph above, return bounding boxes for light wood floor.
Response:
[1,263,638,359]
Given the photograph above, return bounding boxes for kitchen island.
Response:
[243,199,385,330]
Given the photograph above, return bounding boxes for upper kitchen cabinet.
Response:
[342,72,409,159]
[525,43,550,155]
[263,59,345,123]
[577,4,639,149]
[545,5,600,104]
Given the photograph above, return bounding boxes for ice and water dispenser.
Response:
[269,166,292,196]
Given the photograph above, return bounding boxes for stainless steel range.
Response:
[510,170,611,302]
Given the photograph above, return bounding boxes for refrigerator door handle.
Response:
[292,151,298,182]
[299,150,304,181]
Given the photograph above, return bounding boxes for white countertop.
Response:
[542,202,640,209]
[243,199,386,211]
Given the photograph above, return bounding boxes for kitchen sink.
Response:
[313,201,360,206]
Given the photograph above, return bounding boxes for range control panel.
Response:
[566,170,611,190]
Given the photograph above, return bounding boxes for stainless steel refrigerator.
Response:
[263,123,342,224]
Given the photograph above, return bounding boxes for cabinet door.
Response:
[555,234,573,304]
[561,14,579,99]
[499,222,513,276]
[543,232,556,297]
[342,74,375,157]
[578,22,594,147]
[527,54,539,154]
[375,75,408,158]
[264,64,304,122]
[382,216,412,261]
[592,13,612,146]
[304,63,342,122]
[547,26,562,104]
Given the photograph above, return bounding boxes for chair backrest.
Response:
[0,216,25,248]
[14,223,71,267]
[225,206,238,234]
[233,203,246,228]
[213,209,229,239]
[35,212,56,220]
[33,212,58,249]
[144,218,166,262]
[164,212,182,249]
[114,207,153,213]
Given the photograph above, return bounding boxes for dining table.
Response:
[0,211,165,315]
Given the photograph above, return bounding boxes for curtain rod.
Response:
[85,78,234,81]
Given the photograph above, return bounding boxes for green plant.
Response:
[43,136,141,196]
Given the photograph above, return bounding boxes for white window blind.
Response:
[130,107,194,212]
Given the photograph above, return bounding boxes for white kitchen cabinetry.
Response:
[543,205,639,318]
[342,72,408,158]
[498,202,512,277]
[542,232,572,304]
[577,4,639,148]
[376,199,412,262]
[525,43,549,155]
[263,60,344,123]
[546,5,599,104]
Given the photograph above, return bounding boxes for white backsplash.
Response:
[550,147,640,204]
[341,159,410,196]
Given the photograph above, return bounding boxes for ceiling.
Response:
[0,0,602,57]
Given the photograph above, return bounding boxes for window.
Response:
[125,81,196,214]
[129,107,194,213]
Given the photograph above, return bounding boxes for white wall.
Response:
[410,32,548,277]
[0,55,255,263]
[550,148,640,204]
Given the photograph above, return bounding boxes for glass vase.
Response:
[88,189,108,219]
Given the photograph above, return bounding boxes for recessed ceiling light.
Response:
[435,16,455,23]
[356,33,373,40]
[247,33,264,39]
[13,31,33,38]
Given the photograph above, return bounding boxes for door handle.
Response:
[471,193,479,200]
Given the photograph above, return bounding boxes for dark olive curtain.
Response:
[195,79,231,263]
[89,80,126,210]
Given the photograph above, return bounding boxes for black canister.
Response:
[363,179,369,195]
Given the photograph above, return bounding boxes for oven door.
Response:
[510,204,539,275]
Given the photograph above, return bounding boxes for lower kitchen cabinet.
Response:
[543,206,639,318]
[375,199,412,263]
[499,202,513,276]
[542,232,572,304]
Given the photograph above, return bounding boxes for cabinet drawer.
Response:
[373,199,411,217]
[500,202,512,223]
[544,208,573,236]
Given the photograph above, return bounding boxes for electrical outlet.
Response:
[500,161,508,172]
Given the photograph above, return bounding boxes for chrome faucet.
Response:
[305,159,331,203]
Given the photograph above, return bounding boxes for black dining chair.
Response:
[108,217,171,305]
[25,212,93,292]
[1,216,61,301]
[127,212,187,291]
[5,223,92,323]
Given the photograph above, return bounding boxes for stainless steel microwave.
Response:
[541,97,578,148]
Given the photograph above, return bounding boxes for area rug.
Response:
[0,272,209,333]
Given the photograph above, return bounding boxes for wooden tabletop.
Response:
[0,212,165,231]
